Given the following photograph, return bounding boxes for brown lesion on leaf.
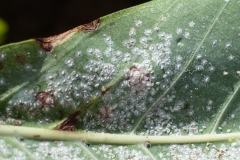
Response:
[55,110,81,131]
[35,18,100,52]
[101,85,112,96]
[36,91,55,109]
[16,55,25,64]
[0,62,3,70]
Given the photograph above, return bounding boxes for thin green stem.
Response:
[0,125,239,145]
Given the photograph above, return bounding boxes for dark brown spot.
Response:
[33,135,41,138]
[0,62,3,70]
[78,18,100,31]
[55,110,81,131]
[36,91,55,108]
[183,103,190,110]
[144,141,151,148]
[16,55,25,64]
[101,85,112,96]
[35,18,100,52]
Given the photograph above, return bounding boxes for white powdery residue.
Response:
[0,139,27,160]
[123,38,136,48]
[144,29,152,36]
[64,58,74,67]
[0,77,5,86]
[182,121,199,134]
[134,20,142,27]
[30,141,83,160]
[104,35,114,46]
[129,27,136,36]
[125,63,152,92]
[228,54,234,61]
[176,28,183,35]
[184,31,190,39]
[189,21,195,27]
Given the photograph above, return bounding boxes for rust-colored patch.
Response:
[0,62,3,70]
[35,18,100,52]
[55,110,81,131]
[16,55,25,64]
[36,91,55,108]
[33,135,41,138]
[101,85,112,96]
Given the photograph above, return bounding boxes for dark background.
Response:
[0,0,149,45]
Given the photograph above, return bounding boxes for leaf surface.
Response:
[0,0,240,159]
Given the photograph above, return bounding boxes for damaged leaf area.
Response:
[35,18,100,52]
[1,0,240,159]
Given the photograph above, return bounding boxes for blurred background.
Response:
[0,0,149,45]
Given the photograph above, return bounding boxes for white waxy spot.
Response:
[0,77,5,86]
[126,64,151,92]
[154,27,160,32]
[135,20,142,27]
[139,36,148,44]
[189,21,195,27]
[203,76,210,83]
[144,29,152,36]
[208,100,213,105]
[129,27,136,36]
[184,32,190,39]
[223,71,228,75]
[225,42,232,49]
[206,106,212,111]
[228,54,234,61]
[65,58,74,67]
[75,51,82,57]
[24,64,32,71]
[208,66,215,73]
[237,71,240,76]
[104,36,114,46]
[0,53,7,61]
[196,54,203,60]
[123,38,136,48]
[176,28,182,34]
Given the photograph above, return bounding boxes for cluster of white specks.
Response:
[143,109,174,136]
[27,141,83,160]
[0,53,7,61]
[184,31,190,39]
[205,100,212,110]
[188,21,195,27]
[134,20,142,27]
[182,121,199,135]
[223,71,228,75]
[0,139,27,160]
[225,42,232,49]
[123,38,136,48]
[65,58,74,67]
[0,77,5,86]
[129,27,136,36]
[228,54,234,61]
[24,64,33,71]
[176,28,183,35]
[104,35,114,46]
[75,51,82,58]
[144,29,152,36]
[208,66,215,73]
[203,75,210,83]
[92,145,150,160]
[125,63,152,92]
[163,143,240,160]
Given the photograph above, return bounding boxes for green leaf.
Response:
[1,0,240,159]
[0,18,8,44]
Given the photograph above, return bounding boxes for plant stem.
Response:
[0,125,239,144]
